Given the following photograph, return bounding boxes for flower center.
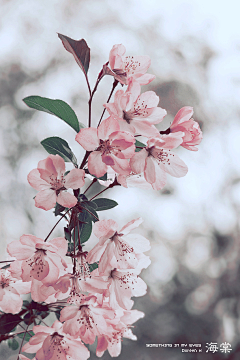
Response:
[49,174,66,191]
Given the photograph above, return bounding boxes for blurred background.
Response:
[1,0,240,359]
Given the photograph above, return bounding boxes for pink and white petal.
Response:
[27,169,50,191]
[41,258,59,285]
[35,189,57,211]
[136,90,159,108]
[7,240,33,260]
[120,218,143,235]
[160,132,184,149]
[162,152,188,178]
[88,151,108,178]
[109,155,131,175]
[108,339,122,357]
[20,234,42,247]
[109,44,126,69]
[98,241,115,274]
[134,73,155,85]
[31,255,49,281]
[8,260,23,279]
[65,338,90,360]
[60,305,79,322]
[103,102,119,116]
[110,131,135,149]
[38,157,57,182]
[151,161,167,190]
[131,276,147,297]
[49,237,68,257]
[30,280,56,302]
[117,174,128,188]
[118,119,136,134]
[142,107,167,124]
[132,121,160,138]
[22,333,47,353]
[93,219,118,241]
[86,242,108,264]
[129,149,147,174]
[144,156,156,184]
[57,191,77,208]
[49,155,65,176]
[172,106,193,127]
[126,78,141,103]
[97,116,120,140]
[125,55,151,75]
[0,288,22,314]
[14,280,31,294]
[182,143,198,151]
[75,127,99,151]
[96,335,108,357]
[64,168,85,189]
[123,234,151,253]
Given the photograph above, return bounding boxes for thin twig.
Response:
[89,186,110,201]
[44,208,71,242]
[83,178,97,194]
[97,79,119,127]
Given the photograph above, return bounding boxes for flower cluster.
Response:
[0,39,202,359]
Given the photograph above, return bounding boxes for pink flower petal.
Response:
[64,168,85,189]
[35,189,57,211]
[172,106,193,127]
[75,127,99,151]
[97,117,120,140]
[120,218,143,235]
[57,191,77,208]
[88,151,108,178]
[93,219,118,241]
[27,169,50,191]
[130,149,148,174]
[161,152,188,178]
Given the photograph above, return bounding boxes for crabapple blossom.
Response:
[0,270,30,314]
[75,116,135,177]
[96,309,144,357]
[60,295,115,344]
[104,79,166,137]
[86,218,150,274]
[108,44,155,85]
[28,154,85,210]
[130,133,188,190]
[103,267,147,310]
[22,320,90,360]
[7,235,68,284]
[169,106,203,151]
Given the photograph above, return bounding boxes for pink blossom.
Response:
[108,44,155,85]
[0,270,30,314]
[86,218,150,274]
[60,295,115,344]
[28,154,85,210]
[96,309,144,357]
[22,320,90,360]
[130,133,188,190]
[104,79,166,137]
[7,235,68,285]
[104,267,147,310]
[169,106,203,151]
[75,117,135,177]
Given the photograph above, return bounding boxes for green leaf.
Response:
[89,262,98,272]
[1,264,10,269]
[135,139,146,152]
[17,330,34,342]
[41,136,77,166]
[81,200,98,211]
[23,96,84,133]
[78,210,93,243]
[7,338,19,350]
[92,198,118,211]
[0,314,22,334]
[58,34,90,75]
[54,203,66,216]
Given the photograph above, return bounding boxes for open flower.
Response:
[28,154,85,210]
[75,117,135,177]
[104,79,166,137]
[96,309,144,357]
[108,44,155,85]
[169,106,203,151]
[22,320,90,360]
[0,270,30,314]
[60,295,115,344]
[130,133,188,190]
[7,235,68,285]
[87,218,150,274]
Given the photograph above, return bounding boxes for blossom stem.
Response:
[88,72,104,128]
[80,150,91,169]
[84,207,99,221]
[97,79,119,128]
[44,208,72,242]
[17,317,31,360]
[0,260,14,263]
[77,220,82,251]
[83,178,97,194]
[89,178,120,200]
